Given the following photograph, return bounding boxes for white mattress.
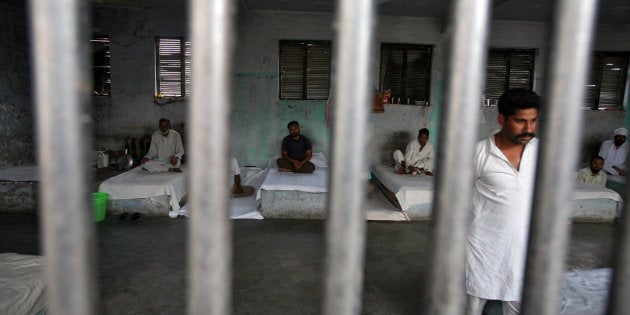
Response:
[372,164,622,212]
[0,253,46,315]
[371,164,434,211]
[99,166,187,211]
[256,153,329,200]
[256,167,328,200]
[572,181,622,202]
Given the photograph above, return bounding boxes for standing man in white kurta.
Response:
[466,88,543,315]
[141,118,185,172]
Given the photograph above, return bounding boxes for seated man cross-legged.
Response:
[276,120,316,173]
[141,118,185,172]
[393,128,435,176]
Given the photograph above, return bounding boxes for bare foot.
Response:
[395,168,407,175]
[278,167,291,172]
[168,168,182,173]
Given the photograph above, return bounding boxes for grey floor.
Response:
[0,213,617,314]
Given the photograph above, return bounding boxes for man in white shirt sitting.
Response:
[141,118,185,172]
[598,127,628,175]
[576,155,607,187]
[393,128,435,176]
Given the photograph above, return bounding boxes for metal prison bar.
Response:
[27,0,626,315]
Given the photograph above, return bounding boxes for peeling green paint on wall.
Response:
[231,72,331,168]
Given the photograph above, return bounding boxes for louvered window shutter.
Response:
[279,40,331,100]
[157,38,184,97]
[91,35,111,96]
[379,44,432,104]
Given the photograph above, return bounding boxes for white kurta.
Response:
[401,140,435,172]
[466,133,538,301]
[143,130,185,172]
[598,140,628,175]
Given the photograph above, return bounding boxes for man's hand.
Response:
[613,166,627,176]
[170,156,179,166]
[141,157,149,164]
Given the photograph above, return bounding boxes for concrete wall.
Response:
[0,0,33,169]
[1,2,629,169]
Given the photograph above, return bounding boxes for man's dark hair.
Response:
[159,117,170,125]
[418,128,430,137]
[591,155,604,163]
[497,88,543,118]
[287,121,299,129]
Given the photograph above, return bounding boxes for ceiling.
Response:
[92,0,630,24]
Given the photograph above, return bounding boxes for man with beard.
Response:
[276,121,315,173]
[466,88,542,315]
[393,128,435,176]
[141,118,185,172]
[576,155,607,187]
[598,127,628,175]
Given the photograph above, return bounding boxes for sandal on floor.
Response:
[129,212,143,223]
[117,212,129,222]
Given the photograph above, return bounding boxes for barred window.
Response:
[91,35,111,96]
[485,48,536,101]
[584,52,629,110]
[279,40,331,100]
[379,43,432,105]
[155,37,191,97]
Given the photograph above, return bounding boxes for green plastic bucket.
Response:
[92,192,109,222]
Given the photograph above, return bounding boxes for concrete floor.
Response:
[0,213,617,314]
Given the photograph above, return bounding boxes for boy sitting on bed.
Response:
[277,120,316,173]
[140,118,185,172]
[393,128,434,176]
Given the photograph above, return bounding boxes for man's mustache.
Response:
[516,133,535,138]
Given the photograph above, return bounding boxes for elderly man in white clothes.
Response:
[141,118,185,172]
[466,88,542,315]
[598,127,628,176]
[393,128,435,176]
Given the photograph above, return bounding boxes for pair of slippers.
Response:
[118,212,143,223]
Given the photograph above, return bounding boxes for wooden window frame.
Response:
[484,48,536,102]
[91,35,111,96]
[584,52,629,110]
[379,43,432,105]
[279,40,332,100]
[155,37,191,98]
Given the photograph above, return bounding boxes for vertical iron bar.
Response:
[521,0,598,314]
[323,0,375,314]
[609,177,630,313]
[425,0,490,314]
[28,0,95,314]
[187,0,235,314]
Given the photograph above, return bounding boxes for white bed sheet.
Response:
[99,166,187,211]
[572,181,622,202]
[256,153,329,200]
[0,253,46,315]
[371,164,434,211]
[373,164,622,211]
[256,167,328,200]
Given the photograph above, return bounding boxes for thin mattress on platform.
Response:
[256,153,329,200]
[372,163,622,212]
[571,180,622,202]
[99,165,186,210]
[370,163,433,211]
[0,253,46,315]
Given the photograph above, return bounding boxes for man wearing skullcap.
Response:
[598,127,628,175]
